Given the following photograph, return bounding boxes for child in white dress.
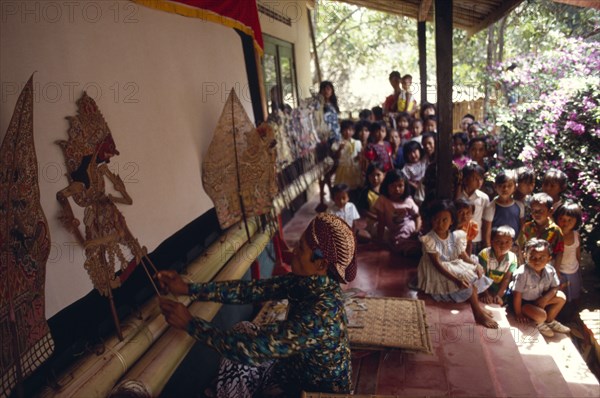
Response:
[418,200,498,328]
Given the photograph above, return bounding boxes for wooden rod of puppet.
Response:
[231,91,252,242]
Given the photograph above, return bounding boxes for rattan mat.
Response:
[254,297,432,353]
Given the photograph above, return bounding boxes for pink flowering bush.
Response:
[490,38,600,256]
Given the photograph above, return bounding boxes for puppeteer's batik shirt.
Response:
[187,274,352,393]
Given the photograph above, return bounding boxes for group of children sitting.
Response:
[325,115,582,334]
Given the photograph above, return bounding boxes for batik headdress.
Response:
[305,213,357,283]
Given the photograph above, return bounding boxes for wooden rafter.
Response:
[418,0,433,21]
[333,0,527,32]
[465,0,524,36]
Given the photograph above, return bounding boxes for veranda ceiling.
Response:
[333,0,526,36]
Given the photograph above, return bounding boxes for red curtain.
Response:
[134,0,263,53]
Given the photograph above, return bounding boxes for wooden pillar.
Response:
[418,21,427,105]
[308,9,322,84]
[237,30,266,124]
[435,0,453,199]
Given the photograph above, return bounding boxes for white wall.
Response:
[259,0,314,99]
[0,1,253,317]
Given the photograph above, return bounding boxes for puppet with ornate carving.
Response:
[202,90,278,231]
[56,93,144,298]
[1,74,55,398]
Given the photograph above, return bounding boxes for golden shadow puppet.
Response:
[56,93,158,338]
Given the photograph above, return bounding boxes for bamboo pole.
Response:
[123,230,273,395]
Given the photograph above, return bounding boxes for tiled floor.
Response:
[283,189,600,397]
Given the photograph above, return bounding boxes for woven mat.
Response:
[254,297,432,354]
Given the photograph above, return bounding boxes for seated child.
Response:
[356,162,386,241]
[454,198,478,256]
[479,226,518,305]
[375,170,421,256]
[554,202,583,303]
[328,184,360,230]
[418,200,498,328]
[512,238,570,337]
[517,193,563,268]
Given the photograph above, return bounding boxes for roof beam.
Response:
[334,0,526,33]
[418,0,433,21]
[552,0,600,9]
[466,0,524,37]
[334,0,420,19]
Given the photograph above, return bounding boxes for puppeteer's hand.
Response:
[156,270,190,296]
[159,298,192,330]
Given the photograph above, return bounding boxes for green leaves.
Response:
[490,36,600,253]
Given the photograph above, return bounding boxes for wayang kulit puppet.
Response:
[0,74,54,398]
[56,92,159,339]
[202,89,278,235]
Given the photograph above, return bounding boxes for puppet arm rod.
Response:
[56,183,85,244]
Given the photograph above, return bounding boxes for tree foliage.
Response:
[490,37,600,254]
[314,0,599,115]
[314,0,433,113]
